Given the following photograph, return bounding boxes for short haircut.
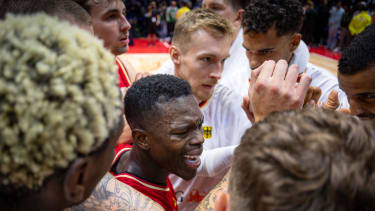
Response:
[0,0,91,27]
[224,0,247,11]
[230,109,375,211]
[0,14,122,200]
[172,8,234,54]
[338,24,375,75]
[242,0,303,36]
[124,74,192,129]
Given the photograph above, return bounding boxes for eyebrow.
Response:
[242,44,274,53]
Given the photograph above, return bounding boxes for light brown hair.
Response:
[230,109,375,211]
[172,8,234,54]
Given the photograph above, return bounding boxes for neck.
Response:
[116,146,170,185]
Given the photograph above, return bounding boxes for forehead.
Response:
[243,26,289,49]
[155,96,202,124]
[183,29,231,57]
[203,0,227,6]
[90,0,125,15]
[338,67,375,94]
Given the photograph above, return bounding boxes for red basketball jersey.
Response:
[116,57,131,88]
[111,144,178,211]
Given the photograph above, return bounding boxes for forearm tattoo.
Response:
[194,171,230,211]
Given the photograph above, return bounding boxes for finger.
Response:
[304,87,313,106]
[242,97,255,123]
[284,64,298,90]
[258,60,276,81]
[250,63,263,90]
[338,108,351,114]
[250,64,263,85]
[296,73,312,104]
[285,64,299,89]
[322,90,339,110]
[271,60,288,80]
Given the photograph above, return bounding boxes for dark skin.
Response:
[114,95,205,185]
[1,118,123,211]
[339,67,375,120]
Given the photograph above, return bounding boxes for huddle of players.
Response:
[0,0,375,211]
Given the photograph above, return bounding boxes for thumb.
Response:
[322,90,339,110]
[337,108,351,114]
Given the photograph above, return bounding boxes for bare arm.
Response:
[195,170,230,211]
[67,173,163,211]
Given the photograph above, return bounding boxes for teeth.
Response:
[184,155,197,160]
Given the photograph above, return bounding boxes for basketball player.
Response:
[215,109,375,211]
[159,8,253,210]
[338,23,375,121]
[0,14,123,211]
[108,74,204,210]
[242,0,349,120]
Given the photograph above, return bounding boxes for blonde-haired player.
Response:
[0,14,123,211]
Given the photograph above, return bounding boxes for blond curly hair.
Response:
[0,14,122,192]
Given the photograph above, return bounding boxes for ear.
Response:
[170,45,181,65]
[234,9,244,28]
[290,33,301,52]
[63,157,90,204]
[215,191,230,211]
[132,129,150,150]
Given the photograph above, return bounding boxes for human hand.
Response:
[321,90,351,114]
[248,60,312,122]
[303,86,322,108]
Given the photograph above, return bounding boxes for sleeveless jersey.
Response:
[111,144,178,211]
[116,57,131,88]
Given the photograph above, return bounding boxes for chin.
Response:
[178,170,197,181]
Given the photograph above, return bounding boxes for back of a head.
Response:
[172,8,234,53]
[124,74,193,129]
[0,14,121,204]
[230,109,375,211]
[242,0,303,36]
[0,0,91,28]
[339,24,375,75]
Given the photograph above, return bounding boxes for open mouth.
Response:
[183,155,201,169]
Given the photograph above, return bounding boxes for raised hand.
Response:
[248,60,312,122]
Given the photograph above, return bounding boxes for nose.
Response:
[249,55,263,70]
[349,98,365,116]
[120,15,131,32]
[190,128,205,146]
[209,63,223,80]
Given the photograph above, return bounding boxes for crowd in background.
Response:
[125,0,374,51]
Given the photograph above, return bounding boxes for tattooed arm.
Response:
[195,170,230,211]
[66,173,163,211]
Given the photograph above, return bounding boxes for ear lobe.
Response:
[132,129,150,150]
[290,33,302,52]
[215,191,230,211]
[63,158,90,204]
[170,45,181,65]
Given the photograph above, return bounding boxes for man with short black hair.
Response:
[242,0,348,122]
[110,74,204,210]
[338,23,375,121]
